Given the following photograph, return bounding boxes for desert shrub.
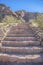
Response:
[29,19,39,27]
[37,14,43,29]
[29,14,43,29]
[2,15,22,25]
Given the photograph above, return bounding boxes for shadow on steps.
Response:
[0,62,43,65]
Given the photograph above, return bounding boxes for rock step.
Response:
[8,31,33,34]
[2,41,40,47]
[8,30,33,33]
[4,37,38,41]
[10,28,30,31]
[10,26,30,30]
[0,46,43,54]
[0,53,43,63]
[7,34,35,37]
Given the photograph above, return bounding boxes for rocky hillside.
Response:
[0,4,18,22]
[0,4,43,22]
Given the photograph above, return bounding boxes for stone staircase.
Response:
[0,23,43,64]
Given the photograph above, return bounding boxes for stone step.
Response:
[9,28,32,31]
[4,37,38,41]
[0,46,43,54]
[0,62,43,65]
[10,25,30,30]
[2,41,40,47]
[7,34,35,37]
[8,31,33,34]
[0,53,43,62]
[9,30,33,33]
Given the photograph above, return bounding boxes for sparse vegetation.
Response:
[2,15,22,24]
[29,14,43,39]
[0,15,22,28]
[29,14,43,29]
[0,15,22,35]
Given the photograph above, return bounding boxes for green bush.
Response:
[37,14,43,29]
[2,15,22,25]
[29,14,43,29]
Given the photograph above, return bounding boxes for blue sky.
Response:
[0,0,43,12]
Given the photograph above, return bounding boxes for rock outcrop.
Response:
[0,4,18,22]
[15,10,38,22]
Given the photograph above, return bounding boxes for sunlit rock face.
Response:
[15,10,38,22]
